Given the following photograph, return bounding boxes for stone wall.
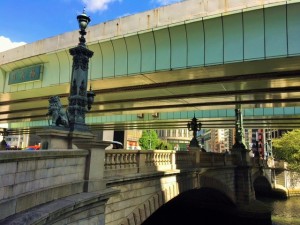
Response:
[105,171,202,225]
[104,166,236,225]
[286,171,300,196]
[273,162,300,196]
[0,150,89,220]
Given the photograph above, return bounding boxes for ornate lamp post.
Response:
[68,9,95,132]
[265,130,273,159]
[232,104,246,150]
[232,104,252,167]
[187,115,201,148]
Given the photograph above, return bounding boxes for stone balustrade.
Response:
[104,150,233,178]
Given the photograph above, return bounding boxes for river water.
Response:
[258,196,300,225]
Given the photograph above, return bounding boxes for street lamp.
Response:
[187,115,201,148]
[67,9,95,132]
[232,105,246,150]
[265,130,273,159]
[77,8,91,46]
[87,86,96,111]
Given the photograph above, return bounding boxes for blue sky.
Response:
[0,0,182,52]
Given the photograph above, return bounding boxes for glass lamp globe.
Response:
[77,11,90,31]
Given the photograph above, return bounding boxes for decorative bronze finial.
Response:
[77,8,91,45]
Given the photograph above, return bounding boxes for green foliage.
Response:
[156,140,174,150]
[138,130,160,150]
[272,129,300,171]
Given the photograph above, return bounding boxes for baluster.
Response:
[104,153,108,170]
[117,153,122,168]
[120,153,124,168]
[107,154,112,170]
[132,153,136,167]
[151,152,155,166]
[132,153,137,168]
[166,152,170,165]
[112,154,117,169]
[155,152,159,166]
[124,153,129,168]
[156,152,160,166]
[165,153,169,165]
[147,152,151,167]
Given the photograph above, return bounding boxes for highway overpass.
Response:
[1,0,300,134]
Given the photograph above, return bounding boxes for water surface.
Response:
[258,196,300,225]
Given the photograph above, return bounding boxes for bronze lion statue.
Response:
[47,96,69,128]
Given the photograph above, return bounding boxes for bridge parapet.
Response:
[104,150,176,177]
[0,150,89,221]
[104,150,233,178]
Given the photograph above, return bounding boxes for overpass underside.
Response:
[1,0,300,134]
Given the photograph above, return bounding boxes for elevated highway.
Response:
[1,0,300,134]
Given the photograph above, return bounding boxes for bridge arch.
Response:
[141,188,236,225]
[198,174,236,203]
[253,175,273,197]
[118,169,235,225]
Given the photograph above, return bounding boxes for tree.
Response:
[139,130,160,150]
[272,129,300,171]
[156,140,174,150]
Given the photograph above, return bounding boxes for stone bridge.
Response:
[1,142,297,225]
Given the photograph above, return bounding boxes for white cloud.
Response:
[82,0,121,13]
[0,36,26,53]
[155,0,182,5]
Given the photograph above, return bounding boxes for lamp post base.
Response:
[189,138,199,148]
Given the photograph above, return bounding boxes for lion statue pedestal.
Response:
[37,127,94,150]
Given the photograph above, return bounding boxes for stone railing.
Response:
[104,150,176,177]
[104,150,233,178]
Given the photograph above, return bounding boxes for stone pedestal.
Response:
[37,127,110,192]
[234,165,256,204]
[231,144,251,166]
[188,147,201,167]
[37,128,71,149]
[189,138,199,148]
[232,144,256,205]
[37,127,94,150]
[189,147,201,151]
